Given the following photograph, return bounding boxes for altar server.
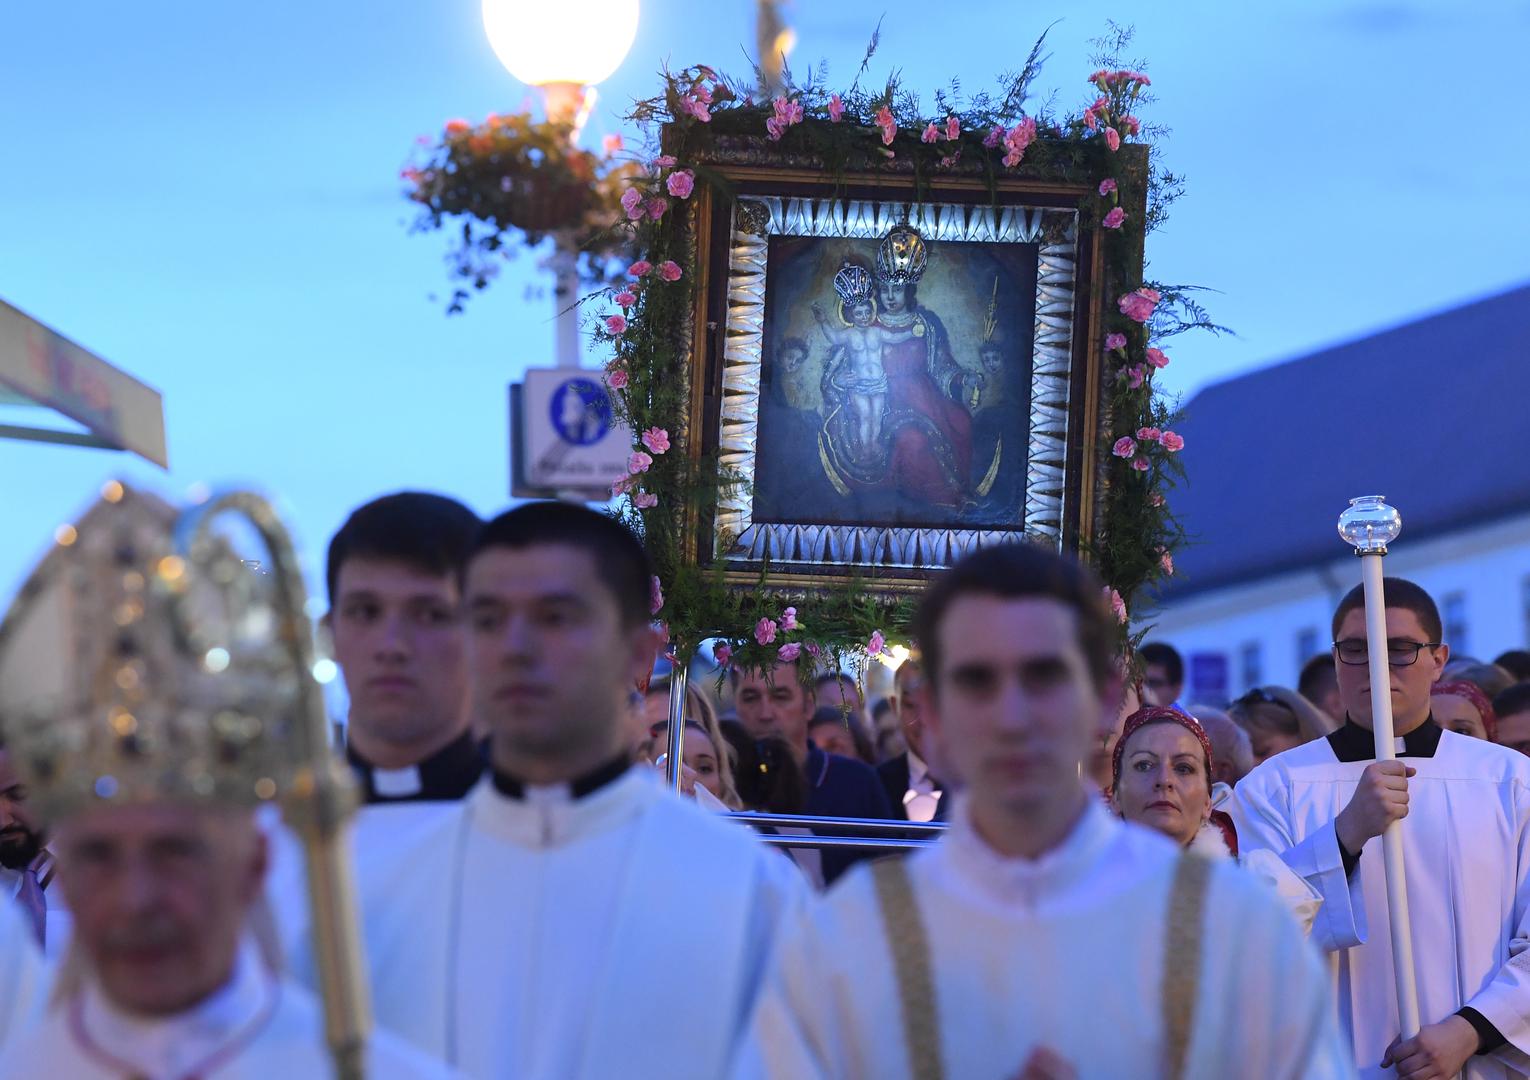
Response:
[1234,578,1530,1078]
[0,484,452,1079]
[737,542,1350,1080]
[289,502,804,1079]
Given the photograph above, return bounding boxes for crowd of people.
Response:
[1,487,1529,1077]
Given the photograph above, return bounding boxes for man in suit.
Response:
[876,658,948,822]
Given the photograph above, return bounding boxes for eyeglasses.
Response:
[1332,639,1442,667]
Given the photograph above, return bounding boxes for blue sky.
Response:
[2,0,1526,605]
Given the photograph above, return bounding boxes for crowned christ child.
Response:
[812,262,913,460]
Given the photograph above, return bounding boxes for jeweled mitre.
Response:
[0,483,308,819]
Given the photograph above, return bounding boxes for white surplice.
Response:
[0,940,455,1079]
[284,768,805,1080]
[1233,728,1530,1079]
[0,893,50,1052]
[735,795,1353,1080]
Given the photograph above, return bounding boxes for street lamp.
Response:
[482,0,639,369]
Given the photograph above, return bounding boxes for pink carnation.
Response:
[1118,287,1161,323]
[653,155,677,168]
[606,366,629,390]
[650,575,665,614]
[615,289,637,308]
[875,105,896,145]
[1145,347,1169,369]
[781,606,799,631]
[1120,116,1141,136]
[765,117,785,141]
[602,134,624,156]
[1160,430,1185,452]
[1149,492,1166,508]
[641,427,671,454]
[1132,456,1149,473]
[1099,178,1117,196]
[666,170,695,198]
[828,94,845,122]
[1083,108,1098,132]
[1136,426,1162,442]
[1102,207,1126,229]
[1159,549,1174,575]
[606,314,628,335]
[983,126,1005,148]
[628,260,652,277]
[945,115,960,141]
[1112,436,1137,458]
[868,630,885,656]
[657,260,683,282]
[1127,365,1146,389]
[633,491,657,510]
[1106,587,1128,625]
[620,188,644,220]
[713,643,733,668]
[777,642,801,663]
[1002,117,1037,168]
[1105,332,1127,351]
[755,618,778,646]
[646,196,668,220]
[627,450,652,474]
[444,118,470,134]
[922,122,941,144]
[1104,127,1121,152]
[610,476,631,497]
[679,95,711,123]
[880,123,896,146]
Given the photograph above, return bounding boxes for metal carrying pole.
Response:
[664,654,688,793]
[1337,495,1421,1039]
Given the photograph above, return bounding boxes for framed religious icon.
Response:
[677,146,1147,591]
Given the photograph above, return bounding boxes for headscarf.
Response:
[1111,706,1215,793]
[1432,679,1498,741]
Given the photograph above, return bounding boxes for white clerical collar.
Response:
[373,764,423,798]
[470,766,654,849]
[74,938,277,1079]
[942,790,1119,910]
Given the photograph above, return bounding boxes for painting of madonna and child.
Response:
[753,225,1039,531]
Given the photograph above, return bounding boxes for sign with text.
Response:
[514,368,631,494]
[0,299,167,467]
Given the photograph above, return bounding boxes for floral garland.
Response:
[410,31,1215,678]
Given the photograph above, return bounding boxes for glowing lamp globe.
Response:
[481,0,640,89]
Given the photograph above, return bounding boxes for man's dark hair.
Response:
[326,492,480,606]
[1495,650,1530,683]
[1331,577,1442,641]
[470,502,653,629]
[1298,653,1338,700]
[1139,642,1184,686]
[1493,682,1530,719]
[911,542,1115,693]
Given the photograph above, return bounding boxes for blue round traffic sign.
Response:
[548,377,613,447]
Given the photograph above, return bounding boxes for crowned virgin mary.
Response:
[818,225,981,512]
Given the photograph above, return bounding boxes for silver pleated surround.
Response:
[712,195,1078,575]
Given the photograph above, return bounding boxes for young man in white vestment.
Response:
[0,892,49,1051]
[0,484,452,1079]
[1234,578,1530,1079]
[736,542,1352,1080]
[289,502,806,1079]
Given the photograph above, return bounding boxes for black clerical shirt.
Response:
[346,729,486,804]
[1326,715,1504,1055]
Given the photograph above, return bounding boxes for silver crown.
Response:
[0,483,322,820]
[875,224,928,285]
[832,262,874,304]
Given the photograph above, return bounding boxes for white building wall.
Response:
[1144,512,1530,703]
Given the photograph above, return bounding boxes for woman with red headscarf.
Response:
[1111,707,1322,935]
[1432,679,1498,742]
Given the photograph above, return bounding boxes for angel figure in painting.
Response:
[812,262,913,462]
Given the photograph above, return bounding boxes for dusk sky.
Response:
[3,0,1525,610]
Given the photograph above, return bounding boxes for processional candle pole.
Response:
[1337,494,1421,1039]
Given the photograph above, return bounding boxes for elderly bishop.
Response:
[0,484,453,1079]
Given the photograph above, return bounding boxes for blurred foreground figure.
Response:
[1234,579,1530,1078]
[737,543,1350,1079]
[0,485,449,1078]
[291,503,804,1078]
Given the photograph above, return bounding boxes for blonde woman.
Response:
[642,678,743,810]
[1227,685,1337,766]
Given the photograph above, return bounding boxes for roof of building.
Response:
[1155,282,1530,601]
